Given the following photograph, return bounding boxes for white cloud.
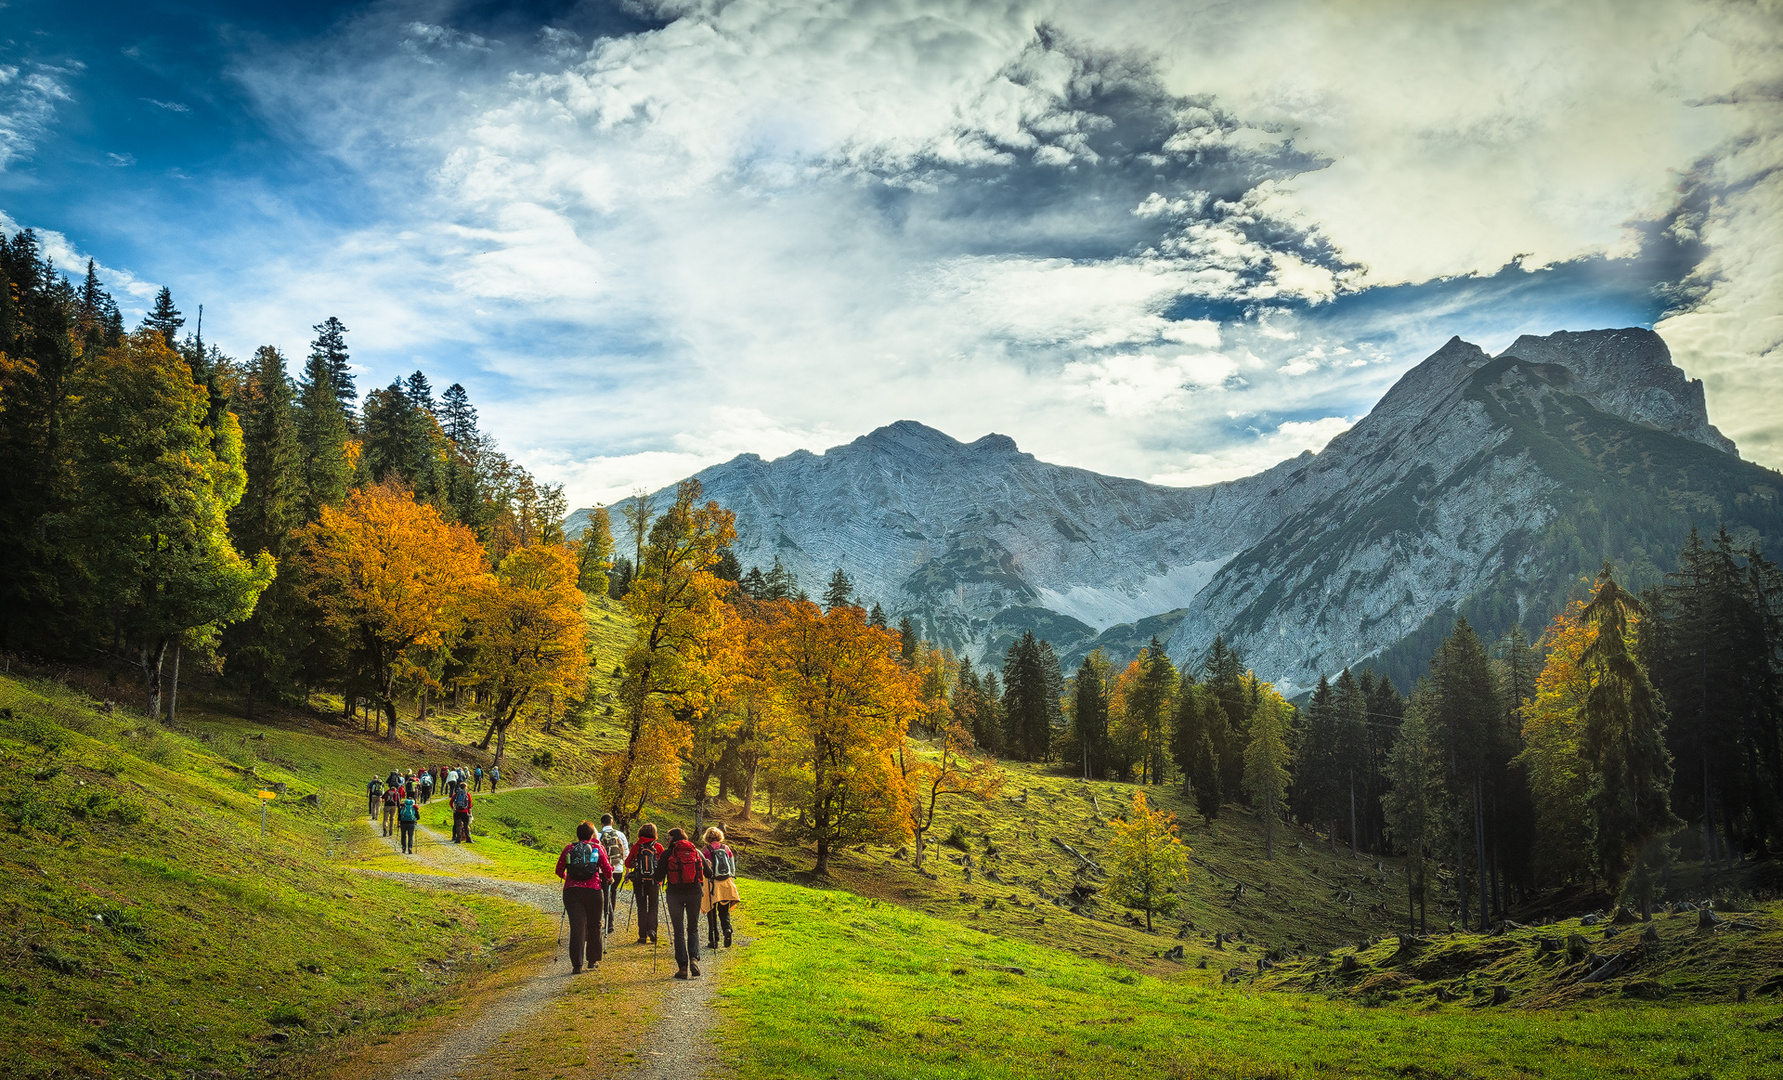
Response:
[0,60,78,170]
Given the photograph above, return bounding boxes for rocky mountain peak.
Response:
[1495,328,1735,456]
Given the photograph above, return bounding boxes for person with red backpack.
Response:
[450,782,473,843]
[659,827,707,979]
[555,821,614,974]
[624,823,664,946]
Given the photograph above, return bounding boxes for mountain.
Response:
[568,328,1782,693]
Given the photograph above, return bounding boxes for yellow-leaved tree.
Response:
[898,718,1003,872]
[299,480,488,740]
[468,542,589,768]
[1105,788,1188,931]
[1516,601,1596,886]
[763,601,918,874]
[599,479,736,826]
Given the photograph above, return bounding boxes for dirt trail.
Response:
[367,816,493,869]
[323,872,739,1080]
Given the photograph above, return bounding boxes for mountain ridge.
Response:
[568,328,1775,692]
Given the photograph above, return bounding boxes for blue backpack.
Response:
[398,798,419,824]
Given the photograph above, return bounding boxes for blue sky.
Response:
[4,0,1778,508]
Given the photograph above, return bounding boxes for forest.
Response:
[4,224,1780,929]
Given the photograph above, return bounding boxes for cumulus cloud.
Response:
[58,0,1763,509]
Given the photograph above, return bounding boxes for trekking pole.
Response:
[557,908,565,963]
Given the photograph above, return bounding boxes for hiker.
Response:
[659,827,707,978]
[451,781,473,843]
[366,775,383,818]
[489,765,500,792]
[702,826,741,948]
[597,814,629,936]
[556,821,614,974]
[398,791,420,854]
[380,782,399,838]
[386,769,402,792]
[418,769,433,804]
[474,765,484,792]
[625,823,664,946]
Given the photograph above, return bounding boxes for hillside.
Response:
[568,329,1783,692]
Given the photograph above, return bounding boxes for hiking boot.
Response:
[674,966,689,980]
[707,933,719,949]
[723,932,732,947]
[690,960,702,977]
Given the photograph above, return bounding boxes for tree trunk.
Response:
[383,698,399,741]
[1473,775,1489,930]
[740,759,758,821]
[1348,775,1358,859]
[169,643,181,723]
[493,722,507,769]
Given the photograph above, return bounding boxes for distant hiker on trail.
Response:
[659,827,707,978]
[489,765,500,791]
[625,823,665,946]
[381,783,399,838]
[702,826,741,949]
[598,814,629,936]
[556,821,614,974]
[418,769,433,804]
[386,769,402,792]
[474,766,484,792]
[451,782,473,843]
[398,793,420,854]
[366,776,383,818]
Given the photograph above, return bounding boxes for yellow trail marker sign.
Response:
[256,790,277,800]
[256,791,276,836]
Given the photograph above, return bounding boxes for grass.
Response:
[719,879,1783,1079]
[0,674,548,1080]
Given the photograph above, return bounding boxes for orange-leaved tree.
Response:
[467,542,589,767]
[601,479,736,826]
[898,718,1003,872]
[299,480,488,740]
[762,601,918,874]
[1517,600,1596,886]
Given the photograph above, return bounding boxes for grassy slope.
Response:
[720,880,1783,1079]
[0,675,546,1080]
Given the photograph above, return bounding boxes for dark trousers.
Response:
[453,810,470,842]
[474,776,483,791]
[563,887,604,970]
[400,823,416,853]
[706,902,733,943]
[603,879,620,932]
[633,882,660,941]
[664,890,701,969]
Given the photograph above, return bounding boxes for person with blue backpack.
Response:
[702,826,741,948]
[473,765,484,792]
[398,792,420,854]
[555,821,614,974]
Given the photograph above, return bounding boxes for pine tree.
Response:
[1203,636,1250,799]
[1580,565,1681,911]
[762,556,797,601]
[1070,652,1110,780]
[296,346,352,518]
[739,566,766,600]
[1333,669,1370,855]
[1293,675,1342,849]
[1243,684,1293,859]
[1000,632,1055,762]
[308,317,355,424]
[405,370,435,413]
[1431,617,1501,930]
[141,286,184,346]
[223,346,308,709]
[1383,681,1442,932]
[868,602,887,629]
[823,567,855,611]
[898,616,918,663]
[571,507,615,595]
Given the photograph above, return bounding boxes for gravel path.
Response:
[351,872,739,1080]
[367,817,493,869]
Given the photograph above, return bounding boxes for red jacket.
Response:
[556,841,613,889]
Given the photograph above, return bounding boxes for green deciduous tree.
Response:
[1106,788,1188,931]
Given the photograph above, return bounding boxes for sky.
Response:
[3,0,1779,510]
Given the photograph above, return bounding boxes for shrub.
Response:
[943,823,968,851]
[530,749,554,769]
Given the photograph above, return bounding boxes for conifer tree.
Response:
[823,567,855,611]
[762,555,797,602]
[1383,681,1442,932]
[223,346,308,709]
[1203,636,1250,798]
[1293,675,1342,849]
[868,602,887,629]
[1244,684,1293,859]
[1333,669,1370,855]
[1070,652,1110,780]
[572,507,615,596]
[898,616,918,663]
[308,317,355,423]
[739,565,766,600]
[141,286,184,346]
[296,346,352,518]
[1432,617,1500,929]
[1580,565,1681,912]
[1000,631,1055,762]
[404,370,435,413]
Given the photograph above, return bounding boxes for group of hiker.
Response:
[555,814,742,981]
[366,763,497,853]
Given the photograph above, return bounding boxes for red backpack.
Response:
[663,840,704,886]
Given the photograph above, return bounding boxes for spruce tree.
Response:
[740,566,766,600]
[1383,681,1442,932]
[1432,617,1500,930]
[223,346,308,708]
[141,286,184,345]
[1204,636,1250,798]
[1071,652,1110,780]
[762,556,796,601]
[823,567,854,611]
[296,349,351,518]
[405,370,435,413]
[868,602,887,629]
[1294,675,1341,849]
[308,317,356,425]
[1244,687,1293,859]
[898,616,918,662]
[1581,565,1681,911]
[1334,669,1370,855]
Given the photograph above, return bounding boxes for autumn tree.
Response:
[1516,602,1596,886]
[600,479,735,826]
[1105,789,1188,931]
[762,601,918,874]
[1580,565,1681,912]
[1243,682,1293,859]
[572,506,615,595]
[65,331,275,719]
[299,481,487,740]
[899,719,1004,871]
[467,543,590,767]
